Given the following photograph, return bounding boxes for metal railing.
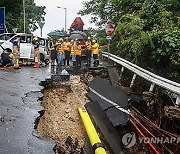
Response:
[102,52,180,105]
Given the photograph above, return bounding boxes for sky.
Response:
[33,0,95,37]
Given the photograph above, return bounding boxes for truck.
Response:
[0,33,50,65]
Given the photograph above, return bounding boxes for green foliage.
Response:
[86,27,108,46]
[0,0,46,33]
[149,29,180,78]
[0,0,23,32]
[80,0,180,82]
[25,0,46,32]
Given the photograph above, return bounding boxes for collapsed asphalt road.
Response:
[0,66,55,154]
[37,75,91,153]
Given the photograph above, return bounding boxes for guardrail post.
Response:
[119,66,124,80]
[130,74,137,88]
[175,95,180,105]
[149,83,155,92]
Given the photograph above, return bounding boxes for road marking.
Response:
[89,87,130,115]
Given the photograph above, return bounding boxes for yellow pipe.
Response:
[78,108,106,154]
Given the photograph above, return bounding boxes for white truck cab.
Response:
[0,33,50,64]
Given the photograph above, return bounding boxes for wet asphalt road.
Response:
[0,66,55,154]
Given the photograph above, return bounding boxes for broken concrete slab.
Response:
[105,107,130,126]
[87,91,114,110]
[88,76,129,108]
[108,67,120,87]
[88,76,130,127]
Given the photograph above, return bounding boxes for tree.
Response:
[25,0,46,33]
[0,0,46,33]
[79,0,180,82]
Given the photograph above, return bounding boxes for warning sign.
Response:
[105,24,115,36]
[0,7,5,34]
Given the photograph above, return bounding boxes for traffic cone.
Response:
[33,54,40,68]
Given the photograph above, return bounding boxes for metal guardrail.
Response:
[102,52,180,105]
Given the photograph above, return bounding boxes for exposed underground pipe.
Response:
[130,114,155,137]
[130,119,160,154]
[78,108,106,154]
[130,114,173,153]
[132,107,179,138]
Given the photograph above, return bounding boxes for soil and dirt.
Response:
[37,75,92,153]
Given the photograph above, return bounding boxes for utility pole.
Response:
[23,0,26,33]
[65,8,67,32]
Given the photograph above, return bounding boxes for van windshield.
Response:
[0,34,16,41]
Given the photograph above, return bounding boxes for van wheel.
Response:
[40,53,44,62]
[44,59,49,65]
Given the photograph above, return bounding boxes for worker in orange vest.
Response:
[33,37,40,68]
[49,40,57,66]
[56,38,64,66]
[63,37,70,66]
[75,40,82,67]
[92,40,100,67]
[12,35,21,69]
[85,37,92,67]
[70,39,76,67]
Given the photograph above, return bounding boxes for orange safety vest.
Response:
[63,42,69,51]
[75,45,82,56]
[86,41,92,50]
[69,42,74,55]
[71,46,76,55]
[57,44,64,52]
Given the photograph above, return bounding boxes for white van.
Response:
[0,33,50,64]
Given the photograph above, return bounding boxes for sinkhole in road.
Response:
[35,74,94,154]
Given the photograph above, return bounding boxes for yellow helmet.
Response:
[71,39,74,43]
[33,37,38,41]
[88,37,91,40]
[92,40,96,43]
[59,38,63,41]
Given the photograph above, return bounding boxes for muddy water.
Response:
[37,75,90,153]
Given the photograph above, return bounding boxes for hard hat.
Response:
[59,38,63,41]
[33,37,38,41]
[71,39,74,43]
[88,37,91,40]
[64,37,68,40]
[92,40,96,43]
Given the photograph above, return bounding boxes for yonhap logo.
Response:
[122,132,136,148]
[122,132,179,149]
